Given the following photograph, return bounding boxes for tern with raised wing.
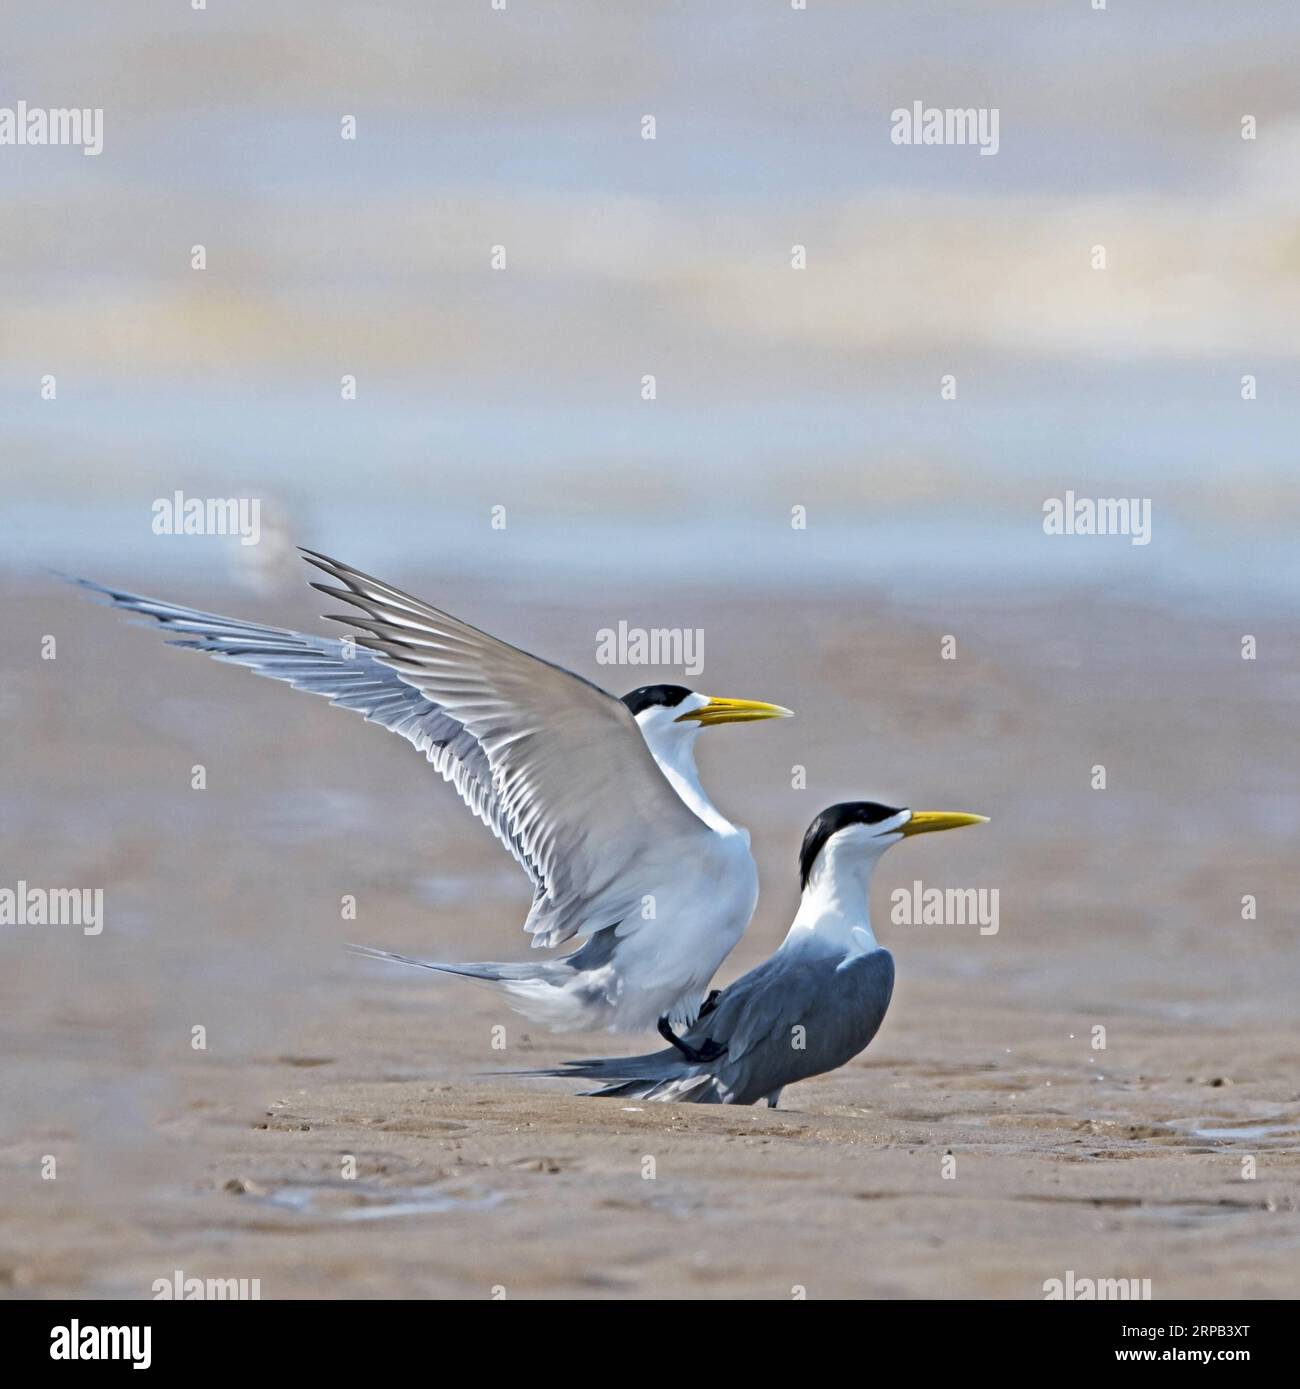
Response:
[70,552,791,1040]
[523,801,986,1105]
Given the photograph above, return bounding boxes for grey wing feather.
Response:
[690,948,895,1102]
[65,575,539,882]
[530,948,895,1106]
[298,549,712,948]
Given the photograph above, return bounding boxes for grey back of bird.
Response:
[547,946,895,1105]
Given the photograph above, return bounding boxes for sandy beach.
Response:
[2,569,1297,1299]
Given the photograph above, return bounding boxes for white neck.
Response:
[647,733,736,835]
[782,836,884,957]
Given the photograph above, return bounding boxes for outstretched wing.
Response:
[300,550,712,947]
[68,575,531,881]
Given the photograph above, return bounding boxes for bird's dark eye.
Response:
[620,684,693,716]
[798,801,904,887]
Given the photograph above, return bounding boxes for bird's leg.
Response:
[698,989,721,1019]
[657,1015,725,1064]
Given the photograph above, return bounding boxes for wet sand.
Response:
[2,570,1298,1299]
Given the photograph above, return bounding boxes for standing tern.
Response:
[522,802,987,1105]
[69,552,791,1038]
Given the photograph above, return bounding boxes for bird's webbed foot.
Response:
[693,1037,726,1062]
[657,1015,726,1064]
[698,989,721,1019]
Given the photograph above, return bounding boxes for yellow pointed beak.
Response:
[899,811,989,837]
[674,696,794,726]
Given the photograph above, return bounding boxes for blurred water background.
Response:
[2,1,1299,610]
